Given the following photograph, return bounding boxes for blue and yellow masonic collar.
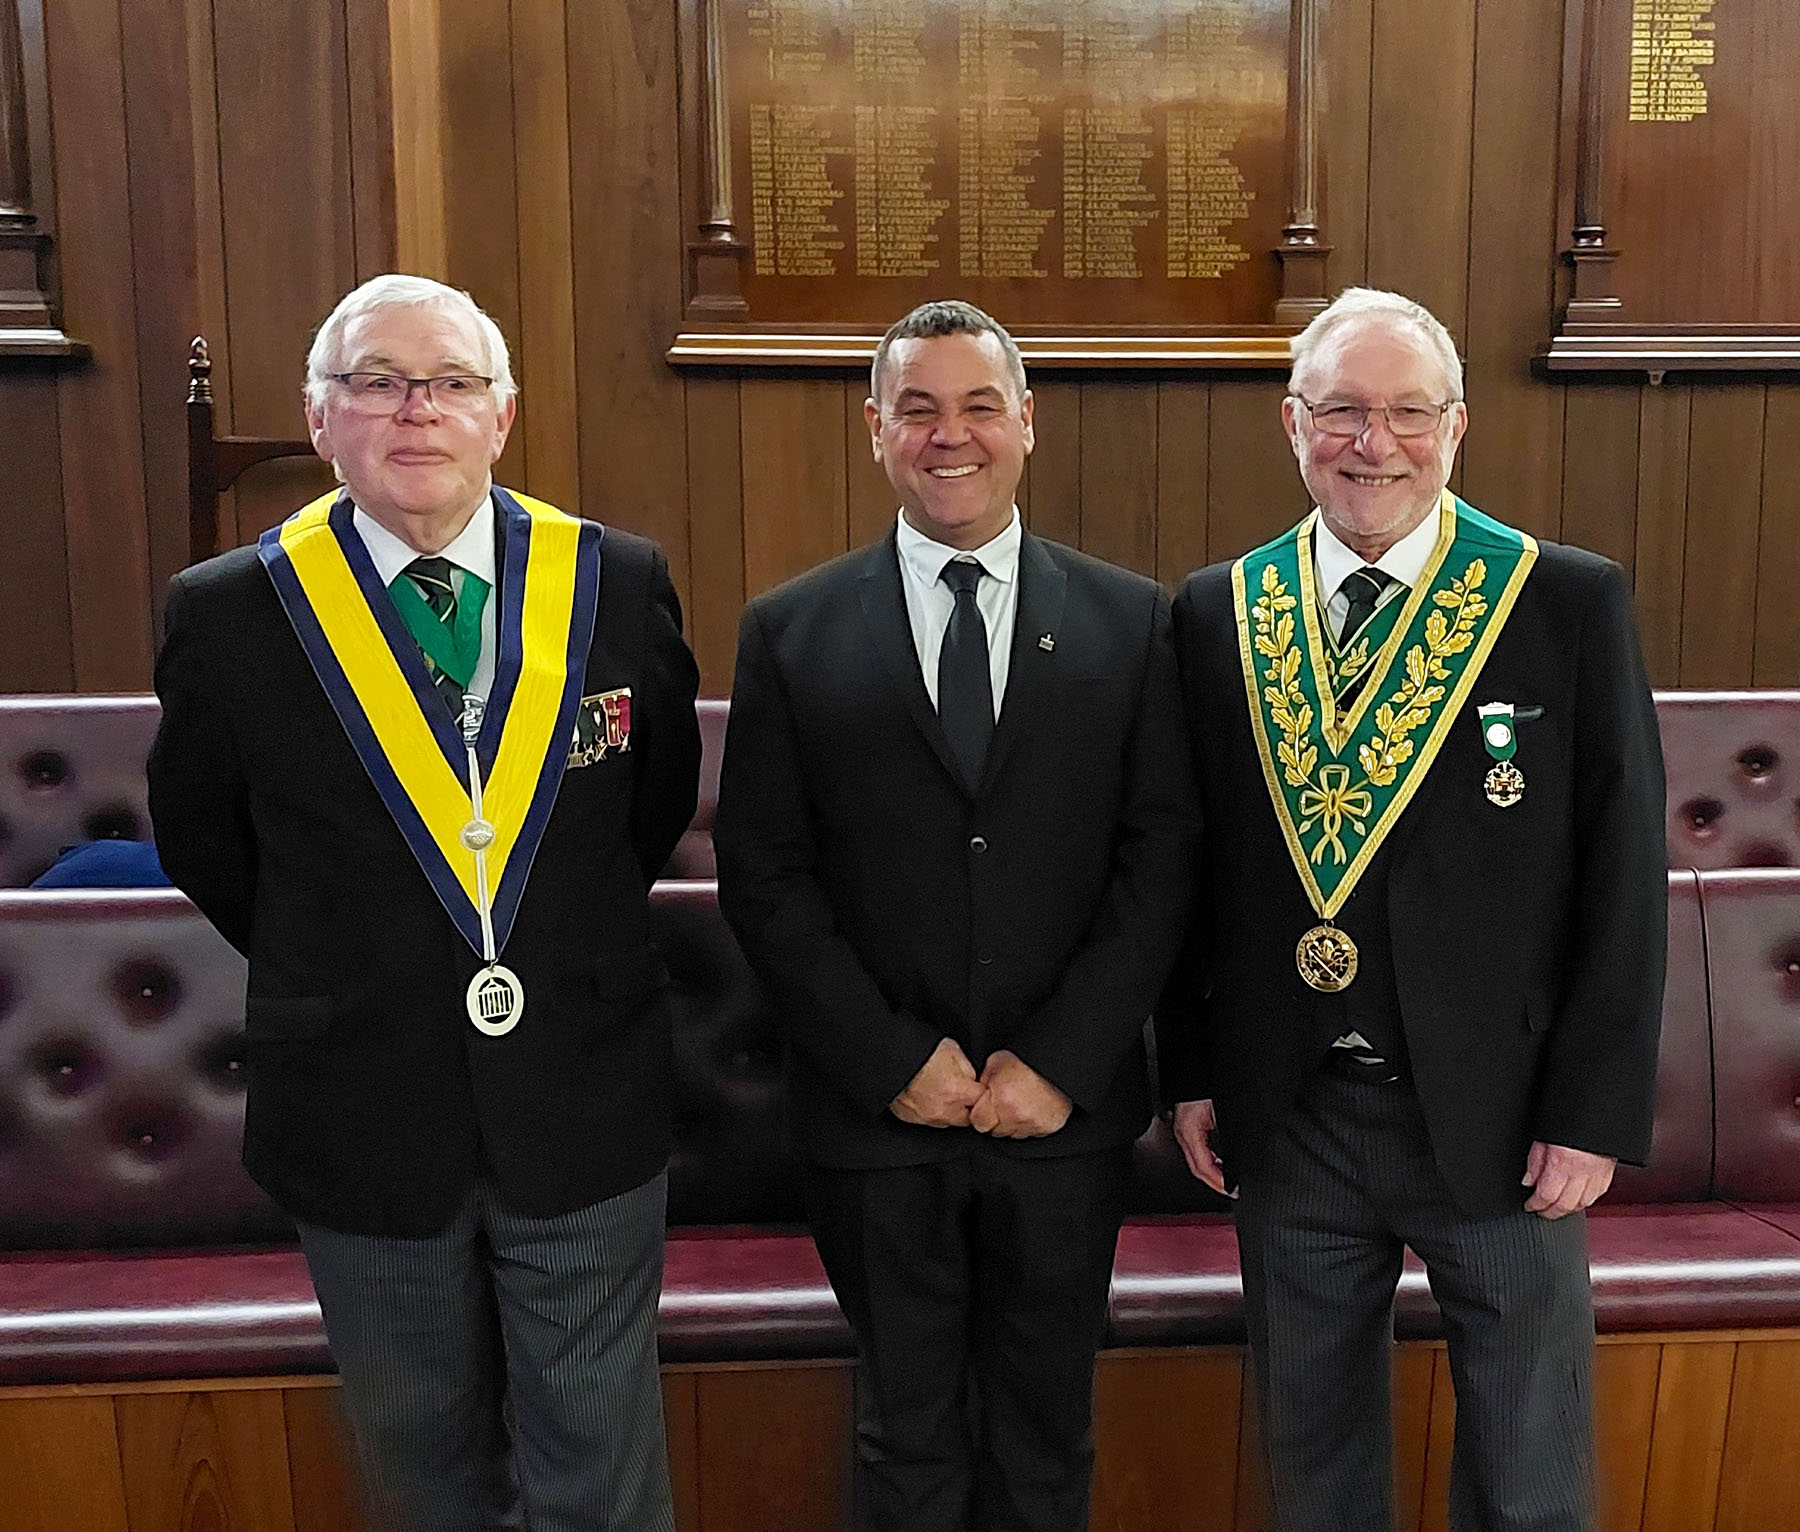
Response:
[257,487,601,955]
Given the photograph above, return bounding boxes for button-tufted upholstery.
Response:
[0,697,159,888]
[1659,690,1800,870]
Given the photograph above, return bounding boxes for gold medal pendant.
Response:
[1296,924,1358,992]
[1484,761,1525,807]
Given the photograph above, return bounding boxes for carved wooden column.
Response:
[1562,0,1621,322]
[1274,0,1330,324]
[0,0,78,354]
[685,0,749,319]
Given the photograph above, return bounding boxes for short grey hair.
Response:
[304,273,517,409]
[869,299,1027,406]
[1288,287,1464,402]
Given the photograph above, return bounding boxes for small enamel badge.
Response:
[1038,633,1055,652]
[568,687,633,768]
[1477,701,1523,807]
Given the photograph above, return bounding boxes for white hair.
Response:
[1288,287,1464,402]
[303,273,517,409]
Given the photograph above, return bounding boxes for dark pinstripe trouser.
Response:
[296,1174,674,1532]
[1234,1072,1594,1532]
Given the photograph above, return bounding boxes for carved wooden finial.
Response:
[187,336,213,406]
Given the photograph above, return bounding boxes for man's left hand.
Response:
[970,1050,1073,1139]
[1522,1140,1616,1218]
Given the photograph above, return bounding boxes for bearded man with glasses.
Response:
[1159,288,1666,1531]
[149,273,700,1531]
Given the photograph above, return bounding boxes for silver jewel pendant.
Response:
[466,964,525,1035]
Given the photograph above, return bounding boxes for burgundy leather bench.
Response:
[5,868,1800,1388]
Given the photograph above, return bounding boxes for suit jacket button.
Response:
[976,952,994,965]
[969,835,988,853]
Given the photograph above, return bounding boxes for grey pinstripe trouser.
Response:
[1235,1072,1594,1532]
[297,1174,675,1532]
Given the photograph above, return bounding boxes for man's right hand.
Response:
[1173,1099,1233,1197]
[890,1038,987,1128]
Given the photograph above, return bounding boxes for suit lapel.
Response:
[856,534,965,788]
[981,532,1067,791]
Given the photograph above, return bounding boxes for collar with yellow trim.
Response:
[257,487,602,957]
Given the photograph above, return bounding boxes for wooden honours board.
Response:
[672,0,1328,367]
[1546,0,1800,372]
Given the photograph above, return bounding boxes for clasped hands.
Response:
[890,1037,1071,1139]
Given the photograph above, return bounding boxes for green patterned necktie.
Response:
[395,555,484,713]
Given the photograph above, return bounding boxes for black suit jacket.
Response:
[148,503,701,1236]
[715,530,1199,1169]
[1160,538,1667,1215]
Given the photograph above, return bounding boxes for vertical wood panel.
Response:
[43,0,154,688]
[845,378,894,550]
[694,1364,852,1532]
[1640,1339,1734,1532]
[1232,1370,1270,1532]
[1417,1348,1455,1532]
[1156,381,1210,586]
[1679,385,1765,687]
[511,0,580,510]
[686,374,746,694]
[1024,377,1081,546]
[566,0,691,598]
[1458,0,1565,543]
[1365,0,1477,335]
[1206,381,1303,563]
[388,0,446,278]
[1391,1345,1436,1532]
[1714,1339,1800,1532]
[116,1388,298,1532]
[740,377,847,597]
[0,375,73,689]
[1594,1341,1661,1532]
[0,1394,130,1532]
[282,1386,371,1532]
[1078,380,1158,577]
[1319,0,1373,289]
[1752,386,1800,684]
[1559,386,1640,572]
[343,0,397,280]
[1633,383,1691,687]
[662,1371,701,1532]
[1091,1350,1242,1531]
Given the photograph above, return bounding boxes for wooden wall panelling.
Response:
[566,0,692,603]
[1155,380,1210,586]
[1558,384,1639,572]
[1593,1340,1660,1532]
[343,0,397,282]
[1089,1349,1242,1531]
[1752,385,1800,684]
[1364,0,1476,340]
[509,0,580,512]
[388,0,446,279]
[686,374,745,694]
[0,373,72,689]
[844,377,894,551]
[280,1384,371,1532]
[1633,382,1691,688]
[1639,1338,1733,1532]
[1022,377,1081,547]
[1077,380,1159,580]
[1231,1366,1269,1531]
[0,1393,130,1532]
[211,0,357,544]
[437,0,524,490]
[1678,385,1766,687]
[115,1386,298,1532]
[662,1370,701,1532]
[738,376,848,599]
[42,0,153,689]
[185,0,235,552]
[1458,0,1566,544]
[1415,1348,1455,1532]
[117,0,200,614]
[1390,1344,1436,1532]
[1204,381,1305,565]
[691,1362,852,1532]
[1713,1339,1800,1532]
[1317,0,1373,291]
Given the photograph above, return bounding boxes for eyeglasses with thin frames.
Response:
[329,372,496,412]
[1292,397,1456,438]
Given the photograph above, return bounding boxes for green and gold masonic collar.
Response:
[1232,491,1537,924]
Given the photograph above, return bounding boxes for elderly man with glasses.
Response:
[1159,288,1666,1532]
[149,273,700,1531]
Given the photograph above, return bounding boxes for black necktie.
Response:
[1336,566,1394,651]
[403,555,467,713]
[937,559,994,791]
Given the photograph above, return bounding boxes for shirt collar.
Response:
[1312,498,1441,598]
[894,506,1023,588]
[353,491,498,588]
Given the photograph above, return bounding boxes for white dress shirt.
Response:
[894,507,1023,720]
[1312,502,1441,645]
[354,493,499,702]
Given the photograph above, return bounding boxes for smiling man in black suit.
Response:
[1161,287,1666,1532]
[715,300,1198,1532]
